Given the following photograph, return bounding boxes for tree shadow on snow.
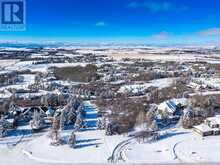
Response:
[84,121,97,128]
[63,124,74,130]
[157,131,189,141]
[7,129,32,137]
[85,113,97,119]
[80,127,97,132]
[74,142,102,149]
[76,138,100,143]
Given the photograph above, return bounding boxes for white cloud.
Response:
[127,1,188,13]
[95,21,106,27]
[127,1,172,12]
[152,31,170,40]
[198,28,220,36]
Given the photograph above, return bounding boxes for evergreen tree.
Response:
[50,117,61,145]
[74,114,83,131]
[150,120,159,132]
[68,131,76,148]
[30,110,44,130]
[97,118,105,130]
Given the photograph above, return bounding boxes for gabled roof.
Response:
[158,98,187,114]
[194,123,213,132]
[206,115,220,125]
[158,100,177,114]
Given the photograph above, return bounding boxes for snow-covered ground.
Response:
[23,129,126,164]
[118,78,175,93]
[175,135,220,163]
[193,77,220,90]
[108,52,218,62]
[0,101,127,165]
[0,104,220,164]
[125,128,220,163]
[0,74,36,91]
[5,61,88,73]
[0,60,20,68]
[22,101,127,164]
[189,91,220,96]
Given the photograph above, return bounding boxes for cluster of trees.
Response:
[30,110,45,131]
[181,95,215,128]
[53,64,100,82]
[95,95,148,135]
[49,97,85,146]
[147,77,191,104]
[96,89,217,133]
[131,71,170,82]
[0,116,10,137]
[73,82,119,100]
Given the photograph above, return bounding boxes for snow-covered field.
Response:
[1,101,220,164]
[125,128,220,164]
[23,130,126,164]
[0,74,36,91]
[118,78,175,93]
[5,61,88,73]
[0,60,20,68]
[108,52,218,62]
[2,126,220,164]
[103,48,220,63]
[0,101,127,165]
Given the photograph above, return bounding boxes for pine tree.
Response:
[105,122,114,136]
[67,110,77,125]
[30,110,44,130]
[182,107,194,128]
[146,109,155,126]
[59,110,65,130]
[74,114,83,131]
[50,117,61,145]
[0,116,7,137]
[0,125,6,138]
[150,120,159,132]
[97,118,105,130]
[68,131,76,148]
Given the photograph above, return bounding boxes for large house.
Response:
[14,90,67,107]
[158,98,187,116]
[193,115,220,136]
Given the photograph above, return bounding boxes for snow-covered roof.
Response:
[206,115,220,125]
[158,98,187,114]
[46,107,54,115]
[0,90,12,99]
[194,123,213,132]
[15,89,63,99]
[0,70,15,75]
[172,98,188,106]
[158,100,176,114]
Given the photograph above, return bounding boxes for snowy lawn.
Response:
[125,128,220,163]
[118,77,175,93]
[21,101,128,164]
[5,61,89,73]
[0,60,20,68]
[24,129,127,164]
[0,74,36,91]
[1,101,220,164]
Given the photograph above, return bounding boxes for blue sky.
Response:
[1,0,220,44]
